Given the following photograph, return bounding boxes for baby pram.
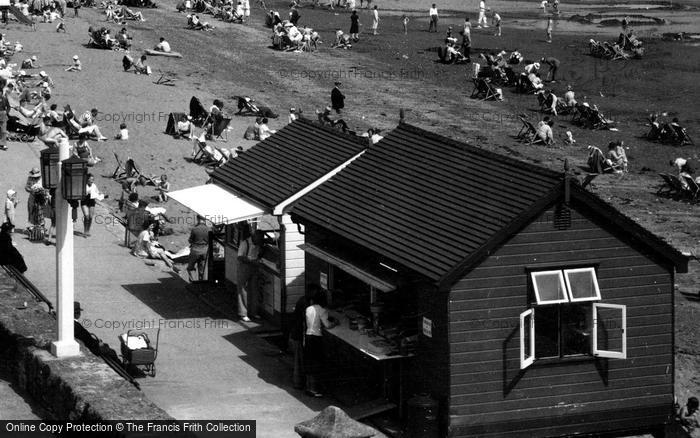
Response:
[119,328,160,377]
[7,108,42,142]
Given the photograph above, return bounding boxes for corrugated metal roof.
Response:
[210,118,368,209]
[291,123,564,282]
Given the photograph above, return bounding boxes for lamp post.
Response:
[41,144,87,358]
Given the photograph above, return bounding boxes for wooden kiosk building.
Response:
[289,123,688,437]
[170,119,368,322]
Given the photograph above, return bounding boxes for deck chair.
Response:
[115,157,141,181]
[192,137,226,167]
[165,112,188,136]
[471,78,498,101]
[516,115,537,142]
[589,108,613,130]
[672,125,693,146]
[189,96,209,127]
[656,173,677,197]
[682,176,700,201]
[580,173,599,190]
[610,45,630,60]
[209,116,231,141]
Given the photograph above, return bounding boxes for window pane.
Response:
[534,306,559,358]
[561,304,591,356]
[532,271,567,304]
[565,268,601,301]
[594,304,625,358]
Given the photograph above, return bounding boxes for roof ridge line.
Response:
[394,123,564,180]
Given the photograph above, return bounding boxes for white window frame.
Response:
[564,267,602,302]
[519,308,535,369]
[592,303,627,359]
[531,270,568,305]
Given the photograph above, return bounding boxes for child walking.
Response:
[492,11,501,36]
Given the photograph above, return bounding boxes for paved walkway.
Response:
[1,141,327,437]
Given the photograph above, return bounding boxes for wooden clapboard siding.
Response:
[447,207,674,438]
[282,214,305,313]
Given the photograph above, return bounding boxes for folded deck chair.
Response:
[189,96,209,127]
[165,112,188,135]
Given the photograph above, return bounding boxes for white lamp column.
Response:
[50,140,81,358]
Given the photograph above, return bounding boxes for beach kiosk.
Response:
[170,119,368,324]
[289,123,687,437]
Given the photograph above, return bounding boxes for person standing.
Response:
[236,224,260,321]
[371,5,379,35]
[304,288,336,397]
[428,3,438,32]
[242,0,250,23]
[81,174,102,237]
[5,189,17,230]
[25,168,42,227]
[492,10,501,36]
[401,14,409,34]
[187,215,209,282]
[331,81,345,114]
[290,283,319,389]
[0,81,10,151]
[477,0,488,28]
[546,17,553,43]
[461,17,472,61]
[349,10,359,42]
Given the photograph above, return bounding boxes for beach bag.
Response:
[27,225,45,242]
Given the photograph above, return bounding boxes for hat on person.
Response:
[290,107,296,112]
[533,62,540,69]
[72,55,79,60]
[7,189,15,197]
[334,81,341,86]
[324,106,332,113]
[39,71,47,77]
[186,115,193,120]
[18,70,26,76]
[29,167,41,177]
[31,55,38,61]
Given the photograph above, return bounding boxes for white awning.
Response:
[169,184,264,225]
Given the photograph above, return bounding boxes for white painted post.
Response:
[50,140,81,358]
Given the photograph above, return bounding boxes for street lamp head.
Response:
[39,148,59,189]
[61,156,89,201]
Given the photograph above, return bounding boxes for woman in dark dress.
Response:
[349,10,359,41]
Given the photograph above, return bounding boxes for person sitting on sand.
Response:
[156,175,170,202]
[258,118,276,140]
[116,27,132,48]
[332,29,352,49]
[528,72,544,90]
[72,134,101,166]
[132,220,180,272]
[243,117,262,140]
[133,55,152,75]
[65,55,82,72]
[115,122,129,140]
[177,116,193,139]
[318,106,349,132]
[676,396,700,436]
[535,116,554,144]
[154,37,171,53]
[539,89,558,116]
[563,85,576,107]
[606,141,627,173]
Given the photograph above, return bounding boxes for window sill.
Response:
[532,355,598,366]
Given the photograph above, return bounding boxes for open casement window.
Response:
[520,309,535,369]
[564,267,602,302]
[531,270,568,304]
[593,303,627,359]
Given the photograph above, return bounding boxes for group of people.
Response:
[586,141,629,174]
[647,114,692,146]
[589,31,644,60]
[271,20,320,52]
[105,3,146,22]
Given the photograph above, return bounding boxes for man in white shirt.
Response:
[154,37,171,52]
[477,0,488,28]
[428,3,438,32]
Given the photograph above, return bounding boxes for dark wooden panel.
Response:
[450,382,671,411]
[448,402,671,438]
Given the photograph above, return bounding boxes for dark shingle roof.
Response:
[210,118,368,209]
[290,123,565,281]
